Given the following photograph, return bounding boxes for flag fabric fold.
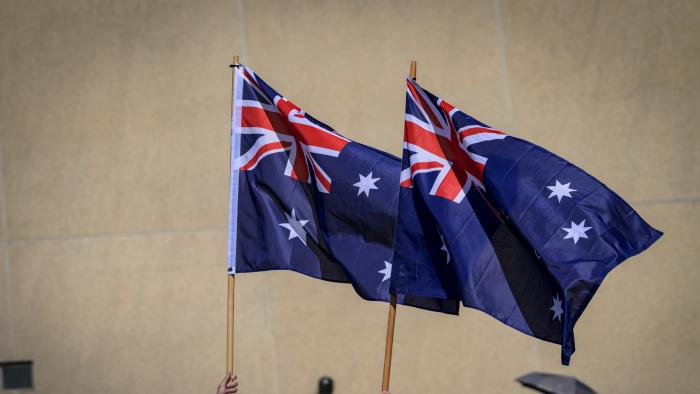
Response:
[228,65,458,314]
[390,78,662,364]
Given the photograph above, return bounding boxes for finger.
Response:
[229,373,238,383]
[225,381,239,389]
[224,389,238,394]
[219,372,232,385]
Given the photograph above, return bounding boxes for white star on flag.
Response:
[562,219,592,244]
[354,172,380,197]
[550,294,563,322]
[378,261,392,283]
[547,180,576,203]
[278,208,310,245]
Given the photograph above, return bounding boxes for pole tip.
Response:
[409,60,417,80]
[230,55,240,68]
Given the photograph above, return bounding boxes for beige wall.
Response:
[0,0,698,393]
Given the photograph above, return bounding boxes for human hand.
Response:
[217,372,238,394]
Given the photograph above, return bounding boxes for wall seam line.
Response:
[494,0,516,132]
[8,226,227,245]
[0,119,16,358]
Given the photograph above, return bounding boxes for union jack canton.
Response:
[399,79,506,202]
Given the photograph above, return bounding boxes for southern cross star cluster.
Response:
[276,177,584,320]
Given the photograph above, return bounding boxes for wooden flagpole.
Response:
[226,274,236,373]
[381,59,417,393]
[381,293,398,392]
[226,54,240,375]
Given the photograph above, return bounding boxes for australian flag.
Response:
[390,78,662,364]
[227,65,458,314]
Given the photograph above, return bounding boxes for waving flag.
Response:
[390,78,662,364]
[228,66,458,314]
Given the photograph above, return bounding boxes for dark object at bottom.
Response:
[517,372,596,394]
[0,360,33,389]
[318,376,334,394]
